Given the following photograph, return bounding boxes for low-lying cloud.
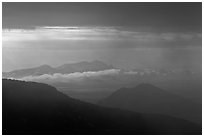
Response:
[19,69,121,83]
[12,68,201,93]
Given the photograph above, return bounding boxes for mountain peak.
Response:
[38,64,52,69]
[3,61,114,78]
[3,79,201,135]
[115,83,159,94]
[56,60,113,74]
[92,60,105,64]
[135,83,159,90]
[98,83,201,125]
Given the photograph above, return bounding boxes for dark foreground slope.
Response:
[98,84,202,124]
[2,79,201,135]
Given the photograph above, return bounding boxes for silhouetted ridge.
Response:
[136,83,160,90]
[3,79,70,106]
[99,83,201,124]
[2,65,55,78]
[37,64,53,69]
[56,60,113,74]
[3,60,114,78]
[3,79,201,135]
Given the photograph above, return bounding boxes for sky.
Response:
[2,2,202,72]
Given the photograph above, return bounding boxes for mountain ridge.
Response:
[3,79,201,135]
[2,60,113,78]
[98,83,202,124]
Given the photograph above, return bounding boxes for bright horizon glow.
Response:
[3,26,201,43]
[2,26,202,72]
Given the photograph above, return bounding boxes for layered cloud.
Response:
[18,69,121,83]
[3,26,201,72]
[3,26,201,48]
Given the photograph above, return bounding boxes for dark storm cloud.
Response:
[2,2,202,32]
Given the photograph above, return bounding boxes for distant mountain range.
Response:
[3,60,200,80]
[2,79,201,135]
[98,83,201,124]
[2,60,113,78]
[3,60,201,105]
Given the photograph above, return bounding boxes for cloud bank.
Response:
[19,69,121,83]
[3,26,201,46]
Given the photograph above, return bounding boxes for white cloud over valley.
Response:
[18,69,121,83]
